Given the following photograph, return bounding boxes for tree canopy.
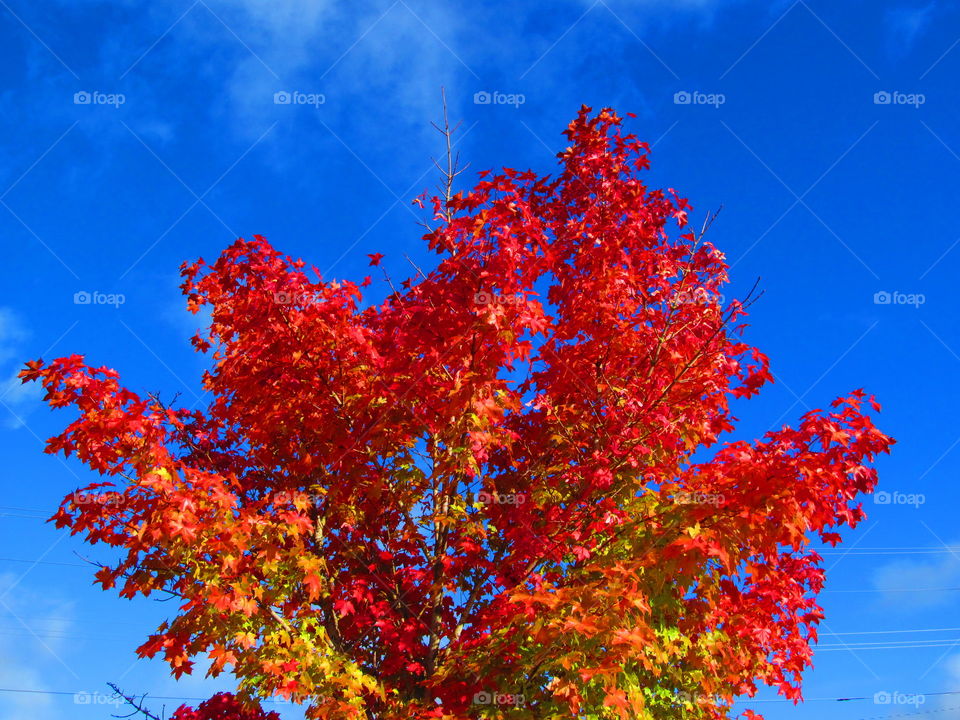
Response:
[22,107,893,720]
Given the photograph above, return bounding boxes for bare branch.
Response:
[108,683,165,720]
[431,87,470,224]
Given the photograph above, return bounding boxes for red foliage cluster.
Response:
[171,692,280,720]
[22,107,893,719]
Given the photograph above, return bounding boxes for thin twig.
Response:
[430,87,470,224]
[108,683,165,720]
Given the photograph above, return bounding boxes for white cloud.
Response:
[885,2,937,54]
[928,654,960,717]
[0,573,76,720]
[0,309,27,366]
[571,0,755,28]
[0,373,41,429]
[575,0,728,7]
[0,655,54,720]
[32,0,786,189]
[168,0,465,153]
[872,548,960,610]
[0,308,40,430]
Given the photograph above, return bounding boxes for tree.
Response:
[21,107,893,720]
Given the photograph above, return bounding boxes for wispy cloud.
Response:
[0,309,27,365]
[885,2,937,55]
[39,0,765,161]
[932,655,960,717]
[0,573,76,720]
[123,0,468,152]
[872,547,960,610]
[0,655,54,720]
[0,308,40,430]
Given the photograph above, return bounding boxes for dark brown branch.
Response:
[108,683,165,720]
[429,87,470,224]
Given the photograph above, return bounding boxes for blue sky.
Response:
[0,0,958,717]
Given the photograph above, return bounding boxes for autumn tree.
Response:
[22,107,893,720]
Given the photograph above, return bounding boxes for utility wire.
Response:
[733,690,960,704]
[823,627,960,636]
[822,587,960,593]
[0,687,288,703]
[0,685,958,705]
[4,555,960,594]
[0,556,87,568]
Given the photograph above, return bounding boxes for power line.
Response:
[817,549,960,555]
[0,687,288,704]
[822,587,960,593]
[0,505,54,513]
[815,547,960,552]
[814,640,960,652]
[4,553,960,592]
[819,638,960,648]
[0,556,88,568]
[0,684,957,706]
[2,613,957,647]
[0,627,128,641]
[733,691,960,704]
[823,627,960,636]
[854,705,960,720]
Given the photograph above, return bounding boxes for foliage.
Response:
[21,107,893,719]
